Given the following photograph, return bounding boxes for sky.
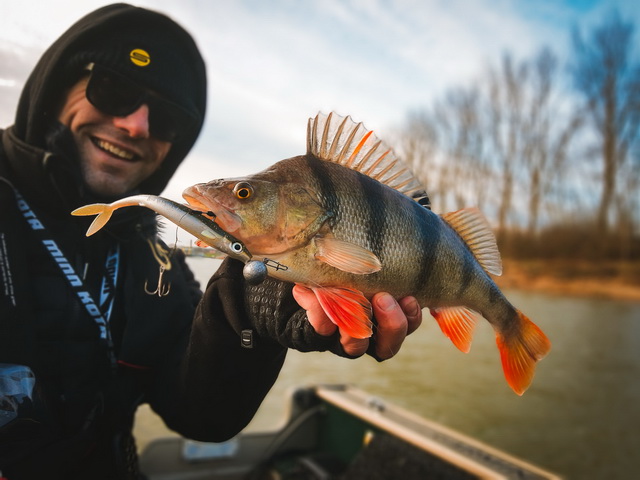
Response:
[0,0,636,203]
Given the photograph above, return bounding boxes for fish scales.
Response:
[302,155,430,295]
[305,155,390,265]
[199,152,489,307]
[181,112,551,395]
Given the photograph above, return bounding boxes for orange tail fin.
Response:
[311,286,373,339]
[430,306,479,353]
[496,311,551,395]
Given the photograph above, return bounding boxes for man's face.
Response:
[58,76,172,197]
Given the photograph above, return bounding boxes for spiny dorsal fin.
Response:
[307,112,431,209]
[441,208,503,276]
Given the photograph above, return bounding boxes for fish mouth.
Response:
[183,186,243,233]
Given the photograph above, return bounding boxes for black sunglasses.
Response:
[85,63,198,142]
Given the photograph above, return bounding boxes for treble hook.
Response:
[144,264,171,297]
[144,237,172,297]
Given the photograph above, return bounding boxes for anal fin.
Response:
[430,306,479,353]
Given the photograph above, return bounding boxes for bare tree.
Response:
[397,21,640,260]
[570,11,640,244]
[432,86,490,211]
[521,48,583,236]
[486,53,529,239]
[397,92,490,214]
[395,110,440,205]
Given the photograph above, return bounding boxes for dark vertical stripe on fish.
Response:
[305,156,340,227]
[414,204,440,295]
[487,279,506,308]
[456,250,477,299]
[356,173,387,259]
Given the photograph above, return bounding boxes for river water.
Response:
[135,257,640,480]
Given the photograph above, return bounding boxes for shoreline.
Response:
[494,259,640,302]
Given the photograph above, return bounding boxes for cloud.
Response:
[177,0,567,180]
[1,0,634,185]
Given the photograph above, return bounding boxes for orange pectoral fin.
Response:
[430,306,479,353]
[311,286,373,339]
[496,310,551,395]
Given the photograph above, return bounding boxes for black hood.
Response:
[10,3,207,203]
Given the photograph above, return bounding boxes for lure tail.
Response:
[71,204,114,236]
[496,310,551,395]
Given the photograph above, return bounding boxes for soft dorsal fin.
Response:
[307,112,431,209]
[441,208,503,276]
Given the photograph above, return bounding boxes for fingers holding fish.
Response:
[292,285,418,359]
[291,284,366,356]
[397,296,423,336]
[292,284,337,337]
[290,284,362,355]
[338,335,369,358]
[371,293,411,360]
[292,284,369,357]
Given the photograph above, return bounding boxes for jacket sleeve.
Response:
[147,256,286,442]
[145,257,356,441]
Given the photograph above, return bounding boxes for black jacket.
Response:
[0,4,288,479]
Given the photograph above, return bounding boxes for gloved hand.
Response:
[209,258,347,355]
[210,258,422,360]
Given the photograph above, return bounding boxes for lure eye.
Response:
[233,182,253,200]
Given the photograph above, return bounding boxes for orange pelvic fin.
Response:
[430,306,479,353]
[311,286,373,339]
[496,310,551,395]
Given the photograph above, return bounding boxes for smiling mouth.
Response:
[93,138,138,161]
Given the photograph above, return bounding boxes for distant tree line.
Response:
[396,11,640,261]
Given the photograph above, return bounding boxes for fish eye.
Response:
[233,182,253,200]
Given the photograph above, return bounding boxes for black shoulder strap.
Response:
[0,176,35,365]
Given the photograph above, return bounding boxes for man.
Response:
[0,4,421,479]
